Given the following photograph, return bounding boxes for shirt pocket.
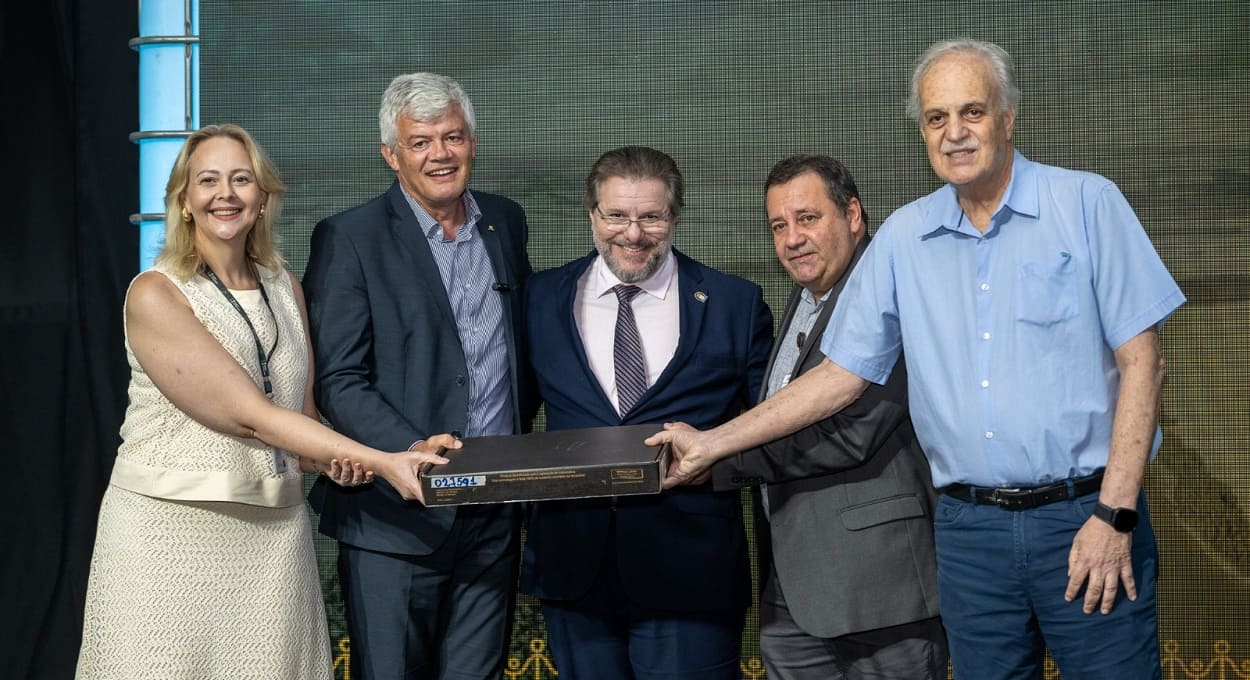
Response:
[1015,252,1079,326]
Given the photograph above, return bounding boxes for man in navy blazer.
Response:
[521,146,773,679]
[302,73,535,680]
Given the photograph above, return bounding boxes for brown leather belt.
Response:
[940,471,1103,511]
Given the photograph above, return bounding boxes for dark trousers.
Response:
[338,504,521,680]
[934,491,1161,680]
[760,561,948,679]
[540,537,744,680]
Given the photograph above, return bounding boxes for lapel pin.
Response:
[694,291,708,303]
[487,224,496,232]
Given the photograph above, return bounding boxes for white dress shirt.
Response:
[574,251,680,414]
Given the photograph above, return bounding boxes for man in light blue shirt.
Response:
[651,39,1184,680]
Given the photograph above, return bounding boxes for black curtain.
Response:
[1,1,137,677]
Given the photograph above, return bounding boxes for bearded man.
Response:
[519,145,773,680]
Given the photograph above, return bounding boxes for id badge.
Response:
[273,448,288,473]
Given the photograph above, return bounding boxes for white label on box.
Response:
[430,475,487,489]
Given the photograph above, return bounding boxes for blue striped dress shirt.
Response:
[402,189,513,437]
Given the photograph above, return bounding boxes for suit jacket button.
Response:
[456,375,466,386]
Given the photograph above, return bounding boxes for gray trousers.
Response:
[760,561,949,680]
[337,503,521,680]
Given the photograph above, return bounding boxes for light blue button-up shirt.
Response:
[403,189,513,438]
[822,151,1186,488]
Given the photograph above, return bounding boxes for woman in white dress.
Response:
[76,124,456,679]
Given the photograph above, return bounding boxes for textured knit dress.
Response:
[76,264,332,679]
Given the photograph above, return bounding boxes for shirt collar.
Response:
[918,149,1038,239]
[799,286,833,308]
[401,189,482,241]
[591,248,676,301]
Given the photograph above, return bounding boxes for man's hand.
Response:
[647,422,716,489]
[302,456,374,486]
[1065,515,1136,614]
[378,433,459,505]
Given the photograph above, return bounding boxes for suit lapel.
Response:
[385,182,457,327]
[476,202,515,338]
[637,249,705,410]
[561,253,618,415]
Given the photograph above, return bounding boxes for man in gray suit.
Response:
[712,155,948,679]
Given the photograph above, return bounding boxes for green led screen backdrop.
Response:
[202,2,1248,677]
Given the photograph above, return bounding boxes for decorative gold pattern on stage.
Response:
[326,637,1250,679]
[503,638,560,678]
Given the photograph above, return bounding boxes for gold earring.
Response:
[180,207,191,223]
[259,205,266,219]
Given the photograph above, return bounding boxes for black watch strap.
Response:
[1093,502,1139,533]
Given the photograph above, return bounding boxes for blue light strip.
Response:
[133,0,199,270]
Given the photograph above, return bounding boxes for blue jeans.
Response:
[934,491,1160,680]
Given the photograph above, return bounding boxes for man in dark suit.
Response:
[712,155,947,679]
[302,72,534,680]
[521,146,773,680]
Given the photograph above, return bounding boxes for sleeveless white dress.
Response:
[76,265,332,679]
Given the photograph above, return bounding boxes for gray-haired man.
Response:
[651,40,1184,680]
[304,72,536,680]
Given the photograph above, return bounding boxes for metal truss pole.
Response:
[129,0,199,269]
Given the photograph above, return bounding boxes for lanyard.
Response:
[201,266,279,397]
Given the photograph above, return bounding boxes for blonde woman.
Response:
[76,124,455,679]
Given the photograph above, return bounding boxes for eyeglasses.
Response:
[594,208,672,231]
